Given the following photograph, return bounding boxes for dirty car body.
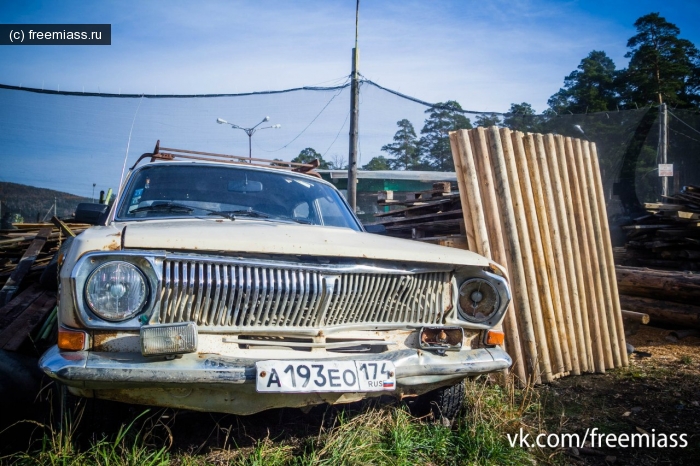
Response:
[40,149,512,415]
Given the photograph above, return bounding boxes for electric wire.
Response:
[668,110,700,137]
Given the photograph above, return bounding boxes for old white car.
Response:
[40,143,511,419]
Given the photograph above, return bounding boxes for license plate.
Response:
[256,360,396,393]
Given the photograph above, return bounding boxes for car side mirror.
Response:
[74,203,109,225]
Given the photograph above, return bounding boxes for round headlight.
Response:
[457,278,500,323]
[85,261,148,321]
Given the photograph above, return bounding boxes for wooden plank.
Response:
[643,203,684,211]
[470,127,527,384]
[499,128,552,382]
[485,127,540,383]
[373,198,458,218]
[0,283,44,333]
[0,289,56,351]
[0,227,53,306]
[544,135,582,375]
[384,218,463,231]
[51,216,75,237]
[368,209,463,226]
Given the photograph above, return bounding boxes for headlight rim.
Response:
[456,277,501,324]
[84,260,149,322]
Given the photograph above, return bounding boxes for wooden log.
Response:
[559,137,594,372]
[582,142,622,368]
[522,133,567,376]
[545,134,583,375]
[485,127,540,383]
[591,143,629,367]
[512,131,564,380]
[619,295,700,328]
[572,138,613,370]
[449,132,477,252]
[532,134,574,374]
[469,127,527,384]
[616,266,700,302]
[450,131,491,257]
[498,128,553,382]
[621,310,650,325]
[0,227,53,306]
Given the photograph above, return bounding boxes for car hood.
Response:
[111,218,490,268]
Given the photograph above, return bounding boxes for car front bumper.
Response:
[39,345,511,414]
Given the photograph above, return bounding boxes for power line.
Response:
[668,109,700,137]
[253,77,350,153]
[669,126,700,144]
[323,111,351,157]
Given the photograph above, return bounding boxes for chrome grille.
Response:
[158,259,450,328]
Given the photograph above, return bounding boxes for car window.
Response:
[116,164,361,230]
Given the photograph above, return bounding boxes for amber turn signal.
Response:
[58,327,86,351]
[485,330,505,346]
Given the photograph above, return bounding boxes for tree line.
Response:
[293,13,699,173]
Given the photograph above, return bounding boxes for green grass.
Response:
[1,379,542,466]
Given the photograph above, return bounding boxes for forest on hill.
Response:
[0,182,91,223]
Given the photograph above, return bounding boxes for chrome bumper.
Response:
[39,345,511,390]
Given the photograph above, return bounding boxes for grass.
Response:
[0,378,543,466]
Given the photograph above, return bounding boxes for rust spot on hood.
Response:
[105,240,121,251]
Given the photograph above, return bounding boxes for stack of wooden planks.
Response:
[368,182,464,240]
[449,127,628,385]
[0,219,87,352]
[617,185,700,271]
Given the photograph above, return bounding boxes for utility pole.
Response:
[347,0,360,212]
[659,103,668,199]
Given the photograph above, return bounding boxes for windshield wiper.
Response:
[130,203,194,214]
[207,209,271,220]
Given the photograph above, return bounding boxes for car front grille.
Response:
[157,259,451,329]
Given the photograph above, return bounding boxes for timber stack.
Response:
[616,185,700,271]
[369,182,465,242]
[445,127,627,385]
[0,219,88,353]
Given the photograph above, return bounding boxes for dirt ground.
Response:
[537,325,700,465]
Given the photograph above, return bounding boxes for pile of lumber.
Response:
[617,185,700,270]
[368,182,464,240]
[0,219,87,352]
[617,265,700,328]
[449,127,627,385]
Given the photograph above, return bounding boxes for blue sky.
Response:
[1,0,699,196]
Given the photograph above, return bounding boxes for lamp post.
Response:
[216,116,281,160]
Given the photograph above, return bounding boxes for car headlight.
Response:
[85,261,148,321]
[457,278,500,323]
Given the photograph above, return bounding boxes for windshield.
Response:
[115,164,361,230]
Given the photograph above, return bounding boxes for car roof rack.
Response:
[129,140,321,178]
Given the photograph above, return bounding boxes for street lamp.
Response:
[216,116,281,160]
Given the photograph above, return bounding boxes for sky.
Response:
[1,0,699,197]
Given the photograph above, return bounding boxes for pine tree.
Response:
[380,119,421,170]
[419,101,472,171]
[622,13,700,107]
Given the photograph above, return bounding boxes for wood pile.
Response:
[616,265,700,328]
[617,185,700,271]
[369,182,464,240]
[446,127,627,385]
[0,219,87,352]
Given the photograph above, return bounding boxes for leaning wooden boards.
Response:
[449,128,628,384]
